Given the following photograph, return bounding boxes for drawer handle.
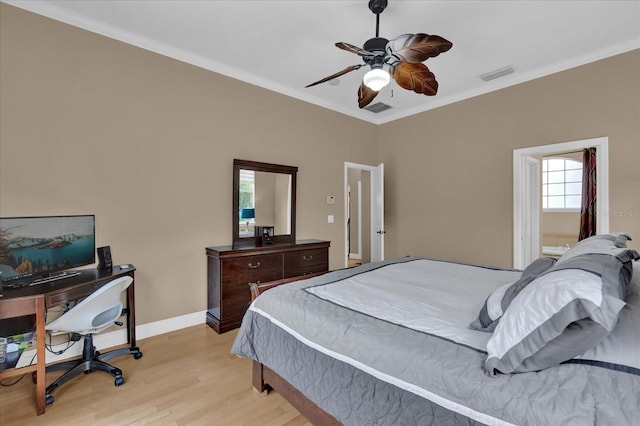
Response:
[303,255,313,261]
[248,262,261,269]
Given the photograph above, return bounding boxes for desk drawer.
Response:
[284,248,328,270]
[46,281,105,307]
[221,253,282,279]
[222,270,283,298]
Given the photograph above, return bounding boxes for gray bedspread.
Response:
[232,258,640,425]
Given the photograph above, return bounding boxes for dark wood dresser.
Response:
[206,239,330,333]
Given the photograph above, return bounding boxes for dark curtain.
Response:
[578,147,597,240]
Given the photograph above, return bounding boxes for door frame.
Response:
[344,162,384,268]
[513,137,609,269]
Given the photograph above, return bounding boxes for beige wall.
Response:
[541,212,580,247]
[0,5,378,324]
[2,4,639,326]
[378,49,640,268]
[254,171,276,229]
[274,173,291,234]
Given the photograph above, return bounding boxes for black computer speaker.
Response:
[97,246,113,271]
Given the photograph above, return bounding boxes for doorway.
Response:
[513,137,609,269]
[344,162,384,268]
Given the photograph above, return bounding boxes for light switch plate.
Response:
[326,195,336,204]
[328,215,334,223]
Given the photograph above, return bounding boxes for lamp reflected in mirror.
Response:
[239,208,255,235]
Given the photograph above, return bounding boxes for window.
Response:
[542,157,582,210]
[239,169,255,211]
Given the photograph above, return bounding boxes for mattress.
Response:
[232,257,640,425]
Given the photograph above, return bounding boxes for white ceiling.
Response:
[5,0,640,125]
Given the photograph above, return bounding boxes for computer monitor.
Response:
[0,215,95,285]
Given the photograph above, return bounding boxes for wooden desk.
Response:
[0,295,46,415]
[0,265,137,415]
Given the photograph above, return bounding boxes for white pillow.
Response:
[469,257,556,332]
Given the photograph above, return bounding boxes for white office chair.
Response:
[43,276,142,405]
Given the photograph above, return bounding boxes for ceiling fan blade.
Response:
[358,82,379,109]
[388,33,453,63]
[305,64,363,88]
[336,42,374,57]
[392,62,439,96]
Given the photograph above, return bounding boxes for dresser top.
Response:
[206,239,330,257]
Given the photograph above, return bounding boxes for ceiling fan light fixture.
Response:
[363,67,390,91]
[305,0,452,108]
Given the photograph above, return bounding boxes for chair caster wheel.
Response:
[115,376,125,386]
[134,352,143,360]
[45,395,55,405]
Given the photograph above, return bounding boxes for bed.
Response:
[231,234,640,425]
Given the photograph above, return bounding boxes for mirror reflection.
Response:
[239,170,292,237]
[233,159,297,247]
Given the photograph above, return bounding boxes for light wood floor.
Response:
[0,325,311,425]
[347,259,362,268]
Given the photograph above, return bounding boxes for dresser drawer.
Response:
[221,295,251,320]
[284,248,328,270]
[221,270,283,298]
[284,263,328,279]
[221,253,282,279]
[206,240,330,333]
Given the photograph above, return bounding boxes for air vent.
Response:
[480,65,515,82]
[364,102,392,113]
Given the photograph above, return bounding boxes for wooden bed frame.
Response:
[252,360,340,425]
[248,275,341,425]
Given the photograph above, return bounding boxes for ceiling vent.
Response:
[364,102,392,113]
[480,65,515,82]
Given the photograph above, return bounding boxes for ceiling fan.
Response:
[306,0,453,109]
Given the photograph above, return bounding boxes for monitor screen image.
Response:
[0,215,95,283]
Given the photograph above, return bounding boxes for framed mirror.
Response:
[233,159,297,248]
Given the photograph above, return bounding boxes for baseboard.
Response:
[16,310,206,367]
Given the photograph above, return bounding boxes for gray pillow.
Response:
[576,261,640,370]
[469,257,557,332]
[556,232,633,264]
[485,249,639,376]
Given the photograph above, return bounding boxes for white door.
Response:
[514,154,541,268]
[370,163,385,262]
[524,156,540,265]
